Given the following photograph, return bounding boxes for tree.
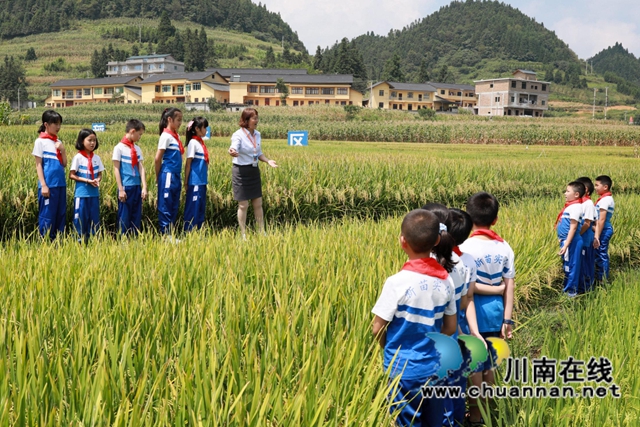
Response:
[0,56,28,103]
[91,49,108,77]
[418,58,430,82]
[436,65,451,83]
[382,53,405,82]
[313,46,323,71]
[25,47,37,61]
[275,78,289,105]
[131,44,140,57]
[264,46,276,67]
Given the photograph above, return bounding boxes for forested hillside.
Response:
[591,43,640,84]
[0,0,306,52]
[317,0,579,82]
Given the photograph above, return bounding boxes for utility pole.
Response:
[604,87,608,120]
[17,87,20,111]
[592,88,597,120]
[585,60,588,75]
[139,21,142,44]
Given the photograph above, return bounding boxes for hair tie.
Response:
[439,223,447,234]
[187,120,194,130]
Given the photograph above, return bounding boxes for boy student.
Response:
[113,119,147,236]
[593,175,615,282]
[459,192,515,426]
[556,181,585,296]
[576,177,597,293]
[372,209,457,427]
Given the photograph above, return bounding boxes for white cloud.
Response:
[551,17,640,59]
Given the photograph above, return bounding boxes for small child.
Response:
[184,117,210,231]
[593,175,615,282]
[113,119,147,236]
[459,192,516,426]
[372,209,457,427]
[576,177,596,293]
[155,107,184,234]
[32,110,67,240]
[556,181,585,296]
[69,129,105,242]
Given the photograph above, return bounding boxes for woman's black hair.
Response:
[38,110,63,133]
[159,107,181,135]
[421,202,456,272]
[75,128,99,151]
[186,117,209,142]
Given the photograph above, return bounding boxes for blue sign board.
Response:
[205,126,211,139]
[287,131,309,146]
[92,123,106,132]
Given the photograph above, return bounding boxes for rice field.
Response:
[0,118,639,425]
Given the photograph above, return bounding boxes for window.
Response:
[322,88,334,95]
[265,98,270,106]
[293,101,299,106]
[542,100,546,106]
[192,82,201,91]
[379,90,384,96]
[390,91,396,98]
[260,86,276,94]
[457,92,462,96]
[378,102,384,108]
[177,85,184,95]
[76,89,82,98]
[82,88,90,96]
[155,86,161,93]
[408,104,413,111]
[393,104,397,110]
[337,88,348,95]
[495,96,500,102]
[511,96,515,103]
[174,66,177,70]
[94,87,103,95]
[65,90,73,99]
[249,85,258,93]
[441,90,445,95]
[162,85,171,93]
[149,64,156,70]
[291,87,303,94]
[408,92,414,99]
[53,90,61,97]
[418,94,423,101]
[195,98,198,102]
[305,87,319,95]
[511,81,516,88]
[340,101,347,105]
[489,83,494,88]
[521,82,526,89]
[105,87,114,95]
[159,64,164,69]
[542,84,547,91]
[185,84,191,91]
[116,87,124,94]
[255,100,259,106]
[134,65,142,71]
[122,66,129,71]
[300,101,304,105]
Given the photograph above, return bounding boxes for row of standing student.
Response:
[33,108,262,241]
[372,192,516,427]
[556,175,615,296]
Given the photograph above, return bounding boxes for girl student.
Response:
[154,107,184,234]
[69,129,105,243]
[32,110,67,240]
[183,117,210,231]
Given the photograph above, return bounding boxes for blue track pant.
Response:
[389,376,445,427]
[184,184,206,232]
[38,186,66,240]
[561,235,582,294]
[118,186,142,236]
[157,172,181,234]
[595,226,614,281]
[73,196,100,242]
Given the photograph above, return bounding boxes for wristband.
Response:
[503,319,515,326]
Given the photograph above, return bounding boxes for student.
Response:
[32,110,67,240]
[593,175,615,282]
[113,119,147,236]
[556,181,585,296]
[184,117,210,232]
[459,192,516,426]
[69,129,105,243]
[372,209,457,427]
[155,108,184,235]
[576,177,596,293]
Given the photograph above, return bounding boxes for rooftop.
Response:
[142,71,221,84]
[229,74,354,84]
[427,82,475,91]
[209,68,308,78]
[371,81,437,91]
[51,76,141,87]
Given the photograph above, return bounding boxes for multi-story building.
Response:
[107,54,184,78]
[139,71,229,104]
[475,69,550,117]
[369,82,437,111]
[428,82,477,109]
[45,76,143,108]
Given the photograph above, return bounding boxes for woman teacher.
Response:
[228,108,278,237]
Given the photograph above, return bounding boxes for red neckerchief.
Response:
[554,199,581,228]
[120,136,139,175]
[453,246,462,256]
[596,192,612,206]
[163,128,185,155]
[78,150,94,179]
[470,229,504,242]
[580,196,591,203]
[401,257,448,280]
[192,136,209,164]
[39,132,64,165]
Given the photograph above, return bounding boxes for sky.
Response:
[256,0,640,60]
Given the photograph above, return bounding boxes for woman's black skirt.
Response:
[232,164,262,201]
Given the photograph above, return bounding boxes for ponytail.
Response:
[39,110,63,133]
[422,202,456,272]
[186,116,209,142]
[159,107,181,135]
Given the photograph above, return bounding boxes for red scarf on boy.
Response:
[120,136,139,175]
[453,246,463,256]
[554,199,581,228]
[39,132,64,165]
[595,192,612,206]
[401,257,448,280]
[192,135,209,164]
[78,150,95,179]
[163,128,185,155]
[469,229,504,242]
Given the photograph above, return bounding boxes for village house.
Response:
[475,69,550,117]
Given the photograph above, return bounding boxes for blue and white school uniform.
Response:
[372,259,456,427]
[32,135,67,239]
[595,195,615,281]
[457,251,477,335]
[580,198,597,292]
[113,141,144,235]
[557,203,584,294]
[157,130,183,234]
[70,153,105,241]
[184,138,209,231]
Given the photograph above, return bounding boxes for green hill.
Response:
[590,43,640,84]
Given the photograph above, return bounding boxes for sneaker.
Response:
[566,291,578,298]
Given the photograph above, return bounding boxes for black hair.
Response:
[466,192,499,227]
[595,175,613,191]
[75,128,99,151]
[448,208,473,246]
[575,176,594,196]
[159,107,182,135]
[568,181,586,198]
[401,209,440,255]
[421,203,456,272]
[126,119,146,133]
[38,110,63,133]
[186,116,209,142]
